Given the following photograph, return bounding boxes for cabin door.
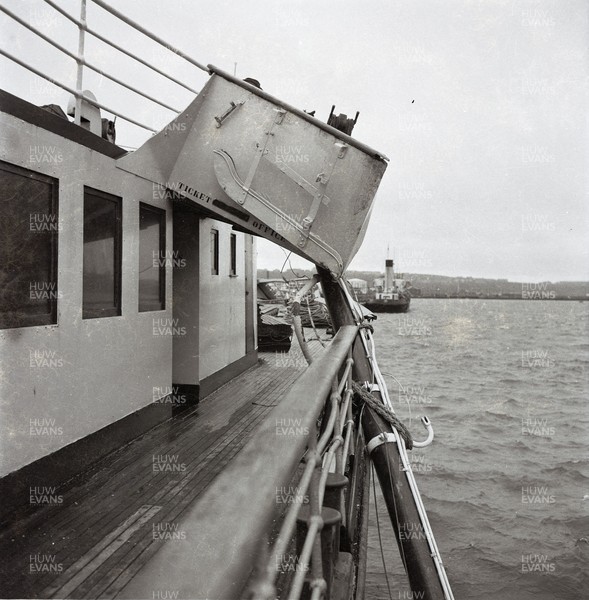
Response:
[171,206,200,406]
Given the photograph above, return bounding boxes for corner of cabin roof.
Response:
[0,89,126,158]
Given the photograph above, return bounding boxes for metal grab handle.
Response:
[412,415,434,448]
[214,100,244,127]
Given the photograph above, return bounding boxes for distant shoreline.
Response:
[411,295,586,301]
[258,268,589,302]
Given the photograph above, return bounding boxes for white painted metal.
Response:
[74,0,86,126]
[117,69,388,276]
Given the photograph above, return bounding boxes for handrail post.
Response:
[74,0,87,125]
[308,427,325,598]
[334,379,344,475]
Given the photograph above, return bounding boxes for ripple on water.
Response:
[370,300,589,599]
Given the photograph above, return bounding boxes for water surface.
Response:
[366,299,588,599]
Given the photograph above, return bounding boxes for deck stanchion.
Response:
[323,473,348,554]
[323,473,348,516]
[296,506,341,600]
[309,424,326,598]
[74,0,86,125]
[334,378,345,475]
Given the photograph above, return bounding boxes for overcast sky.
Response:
[1,0,587,281]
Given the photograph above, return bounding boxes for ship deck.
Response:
[0,337,327,599]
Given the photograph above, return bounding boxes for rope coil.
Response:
[352,381,413,450]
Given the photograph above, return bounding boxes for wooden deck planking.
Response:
[34,402,277,596]
[71,403,272,599]
[4,406,247,596]
[0,341,324,599]
[88,402,282,599]
[21,353,283,538]
[42,505,164,598]
[8,386,268,596]
[5,407,203,564]
[5,359,290,595]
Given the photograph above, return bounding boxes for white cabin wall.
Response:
[0,113,172,476]
[198,220,247,381]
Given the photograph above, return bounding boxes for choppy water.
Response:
[367,299,589,600]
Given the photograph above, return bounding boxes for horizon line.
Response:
[256,267,589,284]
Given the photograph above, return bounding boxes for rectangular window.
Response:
[83,187,122,319]
[210,228,219,275]
[0,161,59,329]
[230,233,237,276]
[139,203,166,312]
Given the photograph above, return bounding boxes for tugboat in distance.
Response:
[363,258,411,313]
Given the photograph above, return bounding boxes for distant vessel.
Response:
[364,259,411,313]
[0,2,453,598]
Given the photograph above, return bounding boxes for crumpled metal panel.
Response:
[117,66,388,276]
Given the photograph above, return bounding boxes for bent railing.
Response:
[117,325,360,600]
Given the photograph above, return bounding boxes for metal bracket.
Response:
[240,109,286,203]
[316,172,329,185]
[367,432,397,454]
[298,174,328,247]
[214,101,244,128]
[297,142,340,248]
[213,149,345,273]
[274,108,286,124]
[266,158,332,206]
[336,143,349,159]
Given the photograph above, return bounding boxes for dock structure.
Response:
[0,341,324,599]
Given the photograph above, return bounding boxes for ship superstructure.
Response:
[365,259,412,313]
[0,2,452,599]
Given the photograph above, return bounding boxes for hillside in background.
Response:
[257,268,589,300]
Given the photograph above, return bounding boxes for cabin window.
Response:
[83,187,122,319]
[139,203,165,312]
[0,161,58,329]
[211,228,219,275]
[230,233,237,276]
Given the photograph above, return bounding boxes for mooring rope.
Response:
[352,382,413,450]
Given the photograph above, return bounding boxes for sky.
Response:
[1,0,587,282]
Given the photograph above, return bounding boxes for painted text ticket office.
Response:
[0,91,257,513]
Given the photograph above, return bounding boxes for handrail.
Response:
[1,0,210,134]
[255,342,357,597]
[0,4,181,113]
[42,0,200,94]
[0,47,158,132]
[73,0,85,125]
[89,0,209,73]
[116,325,359,600]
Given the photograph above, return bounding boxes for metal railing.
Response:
[0,0,209,133]
[248,348,356,599]
[118,324,360,600]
